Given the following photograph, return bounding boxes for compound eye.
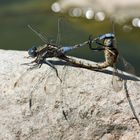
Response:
[28,46,37,57]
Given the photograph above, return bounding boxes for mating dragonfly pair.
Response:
[22,24,140,126]
[24,25,134,92]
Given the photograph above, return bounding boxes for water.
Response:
[0,0,140,76]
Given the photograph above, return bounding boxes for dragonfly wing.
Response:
[112,55,135,92]
[112,65,123,92]
[120,56,136,75]
[28,25,48,43]
[56,18,62,47]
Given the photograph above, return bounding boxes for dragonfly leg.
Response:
[21,59,40,71]
[27,63,40,71]
[21,58,38,66]
[44,60,62,82]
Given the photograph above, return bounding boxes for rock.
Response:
[0,49,140,140]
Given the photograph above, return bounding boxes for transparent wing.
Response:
[56,18,62,47]
[28,25,48,43]
[111,20,135,75]
[112,56,136,92]
[121,56,136,75]
[112,65,123,92]
[111,21,135,92]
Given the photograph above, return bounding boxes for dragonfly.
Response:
[88,33,121,91]
[24,23,122,117]
[88,29,140,126]
[25,23,128,91]
[23,23,104,111]
[24,26,112,79]
[23,20,140,127]
[88,32,137,92]
[25,22,137,93]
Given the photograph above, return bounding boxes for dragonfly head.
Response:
[28,46,37,58]
[104,38,114,47]
[99,33,115,47]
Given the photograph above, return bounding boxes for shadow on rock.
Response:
[46,60,140,81]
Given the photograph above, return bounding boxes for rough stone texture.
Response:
[0,49,140,140]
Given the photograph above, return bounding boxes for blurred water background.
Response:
[0,0,140,76]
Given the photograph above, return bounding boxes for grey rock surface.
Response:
[0,49,140,140]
